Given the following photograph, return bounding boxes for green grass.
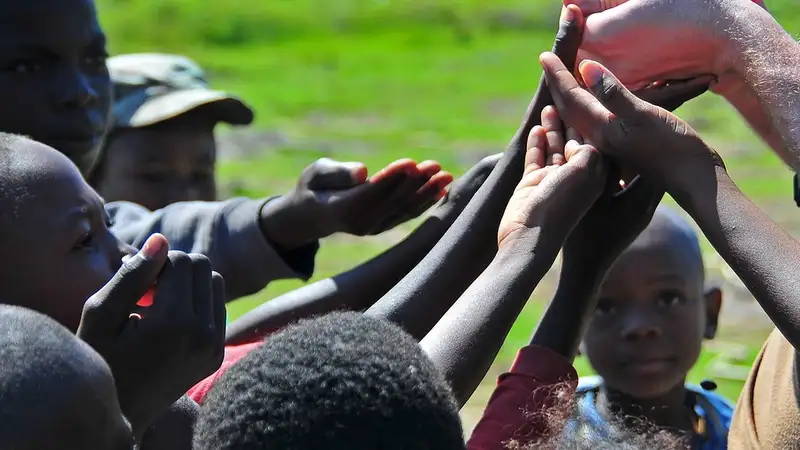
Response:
[97,0,800,412]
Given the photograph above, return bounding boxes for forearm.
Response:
[420,231,561,407]
[529,261,607,360]
[682,166,800,348]
[225,218,453,344]
[365,79,551,339]
[724,6,800,167]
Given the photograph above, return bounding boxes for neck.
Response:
[596,382,695,434]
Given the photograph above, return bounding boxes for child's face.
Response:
[0,140,133,332]
[583,240,720,399]
[95,126,217,211]
[0,0,111,175]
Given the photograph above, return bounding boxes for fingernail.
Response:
[141,235,165,259]
[579,61,605,89]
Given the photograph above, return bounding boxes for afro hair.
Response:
[195,312,465,450]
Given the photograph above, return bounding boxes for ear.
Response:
[703,286,723,339]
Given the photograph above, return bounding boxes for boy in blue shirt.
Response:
[568,206,731,449]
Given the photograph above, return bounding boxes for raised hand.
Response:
[260,158,453,250]
[540,54,724,205]
[77,234,226,438]
[497,108,608,248]
[564,0,767,90]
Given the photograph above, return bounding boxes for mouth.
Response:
[621,358,677,376]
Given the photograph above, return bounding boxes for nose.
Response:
[620,309,663,341]
[57,68,98,110]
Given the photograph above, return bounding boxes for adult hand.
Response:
[497,112,608,249]
[261,158,453,249]
[540,53,724,205]
[564,0,768,91]
[77,234,226,438]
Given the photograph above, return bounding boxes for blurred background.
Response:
[97,0,800,430]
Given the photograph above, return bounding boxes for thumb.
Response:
[80,234,169,333]
[579,60,646,119]
[304,158,368,191]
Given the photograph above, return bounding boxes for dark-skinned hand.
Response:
[540,53,724,206]
[77,234,226,439]
[260,158,453,250]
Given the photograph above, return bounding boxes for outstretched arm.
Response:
[365,6,584,340]
[224,155,499,345]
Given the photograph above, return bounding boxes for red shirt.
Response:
[467,345,578,450]
[187,341,263,404]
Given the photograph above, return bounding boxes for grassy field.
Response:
[98,0,800,426]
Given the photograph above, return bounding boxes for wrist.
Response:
[259,195,330,251]
[496,225,564,265]
[675,165,733,220]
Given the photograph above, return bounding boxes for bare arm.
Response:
[224,156,499,344]
[365,8,584,340]
[717,4,800,167]
[681,166,800,349]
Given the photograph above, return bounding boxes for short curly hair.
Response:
[195,312,465,450]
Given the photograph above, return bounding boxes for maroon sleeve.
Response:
[466,345,578,450]
[187,341,263,404]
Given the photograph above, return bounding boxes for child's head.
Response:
[195,312,465,450]
[90,53,254,210]
[0,133,132,332]
[583,206,722,399]
[0,305,132,450]
[0,0,111,175]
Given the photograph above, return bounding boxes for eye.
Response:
[7,59,43,74]
[74,232,95,250]
[656,291,686,308]
[595,299,617,316]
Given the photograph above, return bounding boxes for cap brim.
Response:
[121,89,255,128]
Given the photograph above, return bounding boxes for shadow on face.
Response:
[0,0,111,175]
[0,305,133,450]
[582,212,722,400]
[93,115,217,211]
[0,135,131,331]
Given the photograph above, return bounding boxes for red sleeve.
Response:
[466,345,578,450]
[187,341,263,404]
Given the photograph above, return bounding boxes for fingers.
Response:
[540,52,612,142]
[578,59,647,118]
[152,252,195,320]
[304,158,369,191]
[211,272,227,361]
[369,159,419,183]
[553,5,585,73]
[189,254,213,329]
[541,106,566,165]
[564,0,630,15]
[79,234,169,336]
[524,126,547,176]
[634,76,714,112]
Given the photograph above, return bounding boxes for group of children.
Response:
[0,0,796,449]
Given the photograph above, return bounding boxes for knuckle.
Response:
[167,250,191,266]
[188,253,212,272]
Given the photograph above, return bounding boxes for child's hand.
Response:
[261,158,453,249]
[497,107,608,248]
[77,234,226,438]
[540,54,725,205]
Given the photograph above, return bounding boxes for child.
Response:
[0,305,133,450]
[569,206,730,448]
[91,53,255,211]
[195,312,465,450]
[0,0,451,304]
